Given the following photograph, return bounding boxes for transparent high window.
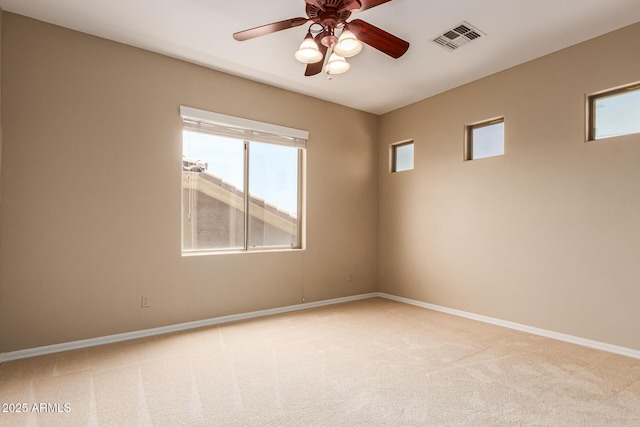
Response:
[589,84,640,141]
[392,141,414,172]
[466,119,504,160]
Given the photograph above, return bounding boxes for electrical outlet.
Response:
[141,295,150,308]
[348,273,353,282]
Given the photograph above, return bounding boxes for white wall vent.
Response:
[432,22,485,52]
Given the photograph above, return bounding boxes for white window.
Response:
[588,83,640,141]
[391,140,414,172]
[466,118,504,160]
[181,106,306,253]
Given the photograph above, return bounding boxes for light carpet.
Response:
[1,297,639,426]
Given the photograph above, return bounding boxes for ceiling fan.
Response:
[233,0,410,77]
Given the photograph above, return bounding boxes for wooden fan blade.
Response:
[350,0,392,12]
[348,19,409,58]
[233,17,309,41]
[305,33,329,76]
[345,0,363,11]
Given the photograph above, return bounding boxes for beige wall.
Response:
[378,23,640,350]
[2,12,639,355]
[0,13,379,352]
[0,8,3,203]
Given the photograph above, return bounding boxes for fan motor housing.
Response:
[306,2,352,25]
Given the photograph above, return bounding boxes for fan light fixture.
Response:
[334,29,363,57]
[325,52,350,74]
[294,27,361,76]
[294,32,323,64]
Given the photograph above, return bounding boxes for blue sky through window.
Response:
[472,121,504,159]
[594,89,640,139]
[183,131,299,215]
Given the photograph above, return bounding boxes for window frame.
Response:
[390,140,414,173]
[587,82,640,142]
[465,117,504,161]
[180,106,307,255]
[246,140,305,251]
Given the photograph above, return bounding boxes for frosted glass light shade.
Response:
[325,53,350,75]
[294,35,323,64]
[334,29,363,57]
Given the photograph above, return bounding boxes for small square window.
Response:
[588,83,640,141]
[466,118,504,160]
[391,141,414,172]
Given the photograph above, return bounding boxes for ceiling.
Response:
[1,0,638,115]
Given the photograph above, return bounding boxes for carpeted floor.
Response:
[1,297,639,426]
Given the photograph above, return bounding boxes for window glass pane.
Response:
[471,121,504,160]
[393,143,414,172]
[182,130,245,251]
[248,142,299,248]
[593,88,640,139]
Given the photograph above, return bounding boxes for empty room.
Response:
[0,0,639,425]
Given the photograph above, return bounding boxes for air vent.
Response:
[432,21,485,52]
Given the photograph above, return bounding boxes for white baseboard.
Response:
[3,291,639,362]
[378,293,640,360]
[0,293,378,363]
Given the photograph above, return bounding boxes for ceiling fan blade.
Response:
[345,0,363,11]
[305,33,329,76]
[350,0,392,12]
[347,19,409,58]
[233,17,309,41]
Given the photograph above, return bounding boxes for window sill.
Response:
[181,247,305,257]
